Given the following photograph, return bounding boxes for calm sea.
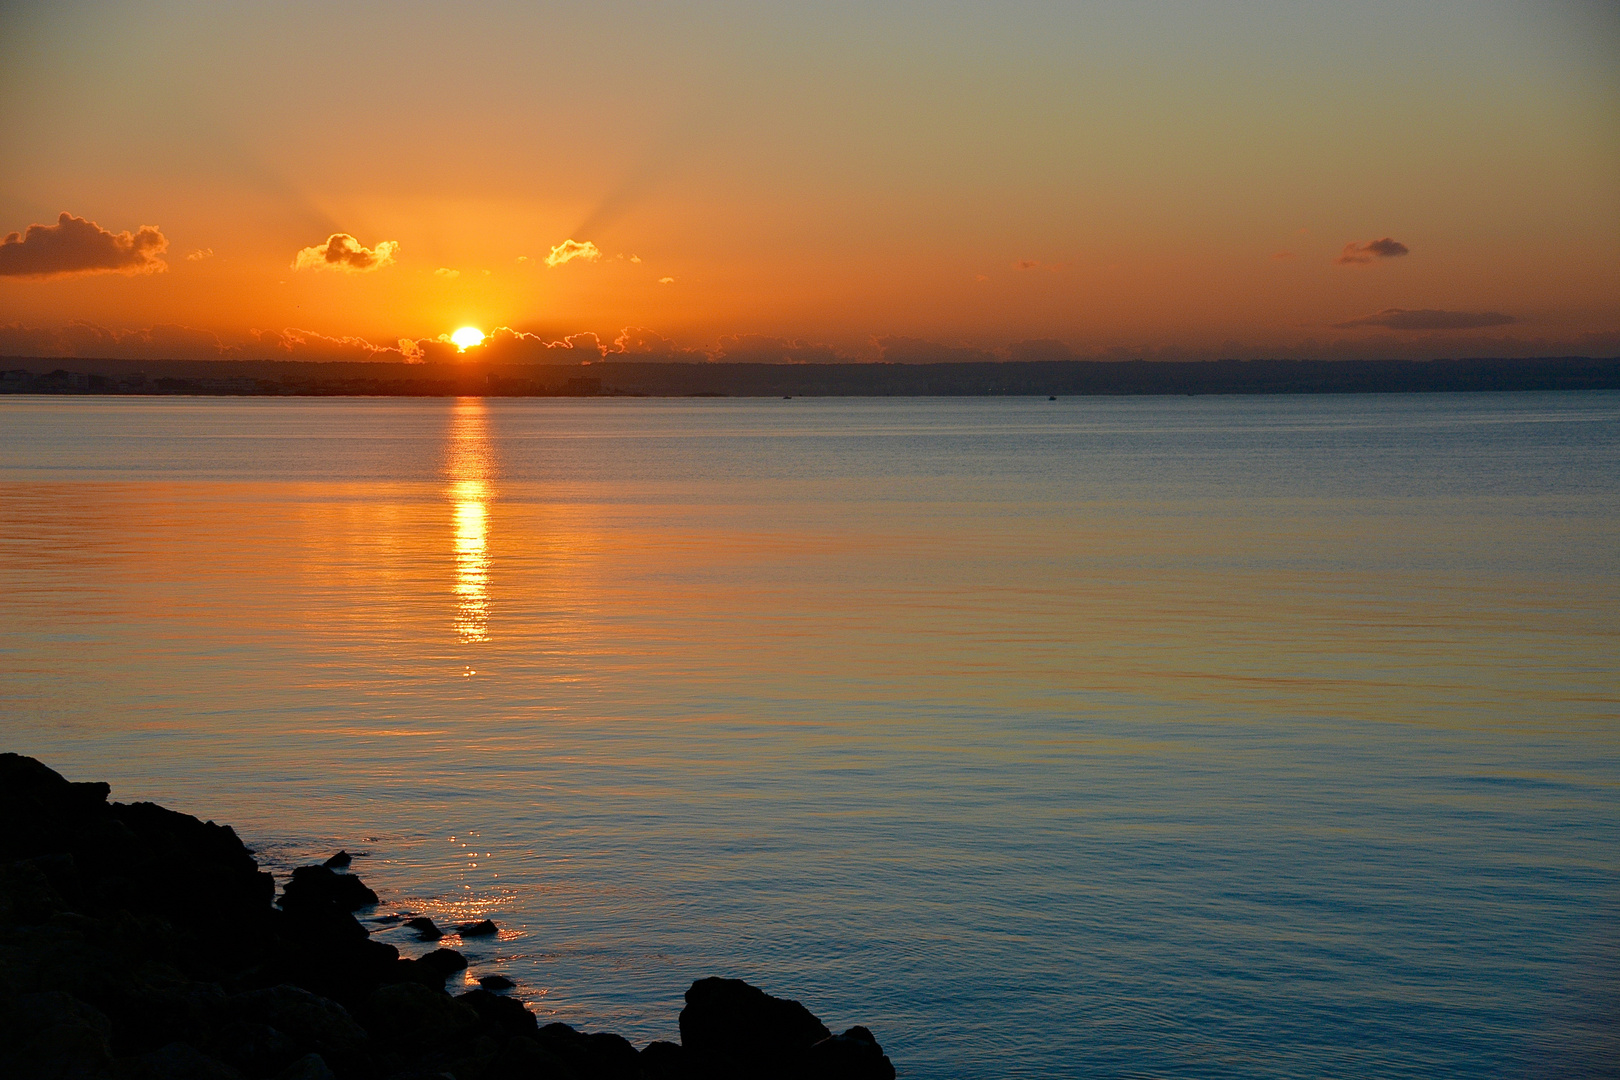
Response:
[2,393,1616,1078]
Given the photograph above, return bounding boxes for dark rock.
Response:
[535,1023,641,1080]
[455,988,538,1037]
[456,918,498,937]
[280,865,379,914]
[477,974,515,991]
[214,1019,302,1077]
[275,1053,339,1080]
[0,990,117,1080]
[231,984,371,1073]
[364,981,481,1052]
[805,1025,897,1079]
[477,1035,579,1080]
[404,916,442,941]
[679,977,831,1078]
[123,1040,247,1080]
[322,851,352,869]
[415,948,468,979]
[639,1039,689,1080]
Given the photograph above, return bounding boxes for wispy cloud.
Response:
[292,233,399,272]
[186,248,214,262]
[0,212,167,278]
[544,239,601,267]
[1334,308,1516,330]
[1336,237,1409,264]
[434,267,460,279]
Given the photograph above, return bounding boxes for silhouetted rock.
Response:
[404,916,443,940]
[806,1025,897,1079]
[281,865,379,913]
[680,977,832,1078]
[323,851,352,869]
[0,756,903,1080]
[457,918,498,937]
[455,988,537,1037]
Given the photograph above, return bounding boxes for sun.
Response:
[450,326,485,351]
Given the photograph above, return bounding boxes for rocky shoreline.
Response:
[0,754,897,1080]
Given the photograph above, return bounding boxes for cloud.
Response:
[607,326,710,361]
[1336,237,1409,264]
[1334,308,1517,331]
[434,267,460,279]
[544,239,601,267]
[186,248,214,262]
[292,233,399,272]
[253,327,413,361]
[0,212,168,278]
[715,335,848,364]
[658,276,676,285]
[630,255,642,264]
[0,320,224,358]
[876,336,999,364]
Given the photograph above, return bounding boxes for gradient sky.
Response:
[2,0,1617,362]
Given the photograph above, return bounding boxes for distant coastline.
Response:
[2,355,1618,399]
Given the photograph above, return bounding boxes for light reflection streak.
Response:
[446,398,493,643]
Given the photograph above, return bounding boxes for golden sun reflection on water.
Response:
[446,399,493,643]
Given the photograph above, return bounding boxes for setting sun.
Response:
[450,326,485,351]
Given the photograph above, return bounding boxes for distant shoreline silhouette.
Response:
[2,355,1617,398]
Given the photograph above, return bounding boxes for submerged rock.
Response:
[403,916,442,941]
[456,918,498,937]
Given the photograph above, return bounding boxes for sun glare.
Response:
[451,326,485,351]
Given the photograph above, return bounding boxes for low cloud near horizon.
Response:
[1335,308,1517,331]
[0,213,168,278]
[1336,237,1409,264]
[292,233,399,272]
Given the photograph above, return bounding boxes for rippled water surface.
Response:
[2,393,1617,1078]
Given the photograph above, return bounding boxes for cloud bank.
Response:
[544,239,601,267]
[293,233,399,272]
[1336,237,1409,264]
[0,213,168,278]
[1335,308,1517,331]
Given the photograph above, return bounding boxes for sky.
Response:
[1,0,1617,364]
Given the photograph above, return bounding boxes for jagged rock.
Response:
[477,974,515,991]
[404,916,443,941]
[679,977,832,1078]
[805,1025,896,1079]
[322,851,352,869]
[214,1019,302,1077]
[456,919,498,937]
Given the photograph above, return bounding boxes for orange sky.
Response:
[2,1,1617,363]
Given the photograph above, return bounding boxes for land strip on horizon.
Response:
[2,356,1618,398]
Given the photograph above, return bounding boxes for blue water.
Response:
[1,392,1616,1077]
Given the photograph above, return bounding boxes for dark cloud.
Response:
[606,327,711,361]
[255,328,413,361]
[1336,237,1409,264]
[1335,308,1517,331]
[292,233,398,272]
[876,337,999,364]
[715,335,847,364]
[0,321,224,358]
[0,212,168,278]
[1006,339,1077,362]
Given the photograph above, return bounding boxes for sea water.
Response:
[1,392,1616,1078]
